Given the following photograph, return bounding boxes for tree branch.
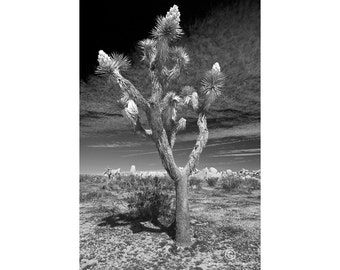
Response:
[170,117,186,148]
[135,116,153,139]
[145,104,182,181]
[184,114,208,176]
[113,71,149,111]
[149,69,163,103]
[96,50,149,111]
[120,98,152,140]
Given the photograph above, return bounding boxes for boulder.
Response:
[192,171,207,180]
[226,169,233,175]
[209,167,218,174]
[202,167,209,175]
[130,165,136,173]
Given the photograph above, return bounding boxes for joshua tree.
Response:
[103,168,121,181]
[96,5,225,246]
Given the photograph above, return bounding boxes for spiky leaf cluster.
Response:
[181,86,196,96]
[151,5,183,43]
[170,46,189,68]
[139,39,157,64]
[160,46,189,81]
[95,50,130,76]
[200,62,225,111]
[162,91,181,109]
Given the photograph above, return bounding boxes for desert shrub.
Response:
[125,175,175,222]
[243,177,261,190]
[80,190,112,202]
[80,174,93,182]
[221,175,242,192]
[189,176,203,190]
[119,174,174,192]
[80,174,107,183]
[93,175,107,183]
[206,177,219,187]
[221,175,261,193]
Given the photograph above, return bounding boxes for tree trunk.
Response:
[146,104,192,246]
[175,173,191,246]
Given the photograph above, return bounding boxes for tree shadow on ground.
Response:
[98,213,176,240]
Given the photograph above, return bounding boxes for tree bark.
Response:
[146,104,192,246]
[175,172,191,246]
[185,114,208,175]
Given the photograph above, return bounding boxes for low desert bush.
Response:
[119,174,174,191]
[206,177,219,187]
[80,174,106,183]
[221,175,261,193]
[221,175,241,192]
[189,176,203,190]
[243,177,261,190]
[125,175,175,222]
[80,174,93,182]
[80,190,112,202]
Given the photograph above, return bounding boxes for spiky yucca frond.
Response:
[95,50,131,76]
[200,62,225,111]
[181,86,195,96]
[162,65,180,81]
[160,46,189,79]
[170,46,190,67]
[139,39,157,64]
[151,5,183,42]
[162,91,181,108]
[162,92,181,114]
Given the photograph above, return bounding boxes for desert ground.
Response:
[80,170,260,270]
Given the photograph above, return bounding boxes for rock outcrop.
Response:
[130,165,136,173]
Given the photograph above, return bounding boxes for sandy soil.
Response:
[80,179,260,270]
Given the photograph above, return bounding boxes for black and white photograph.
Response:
[2,1,340,269]
[80,0,260,269]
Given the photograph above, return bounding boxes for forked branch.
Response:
[184,113,208,176]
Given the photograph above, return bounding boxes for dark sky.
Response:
[80,0,237,80]
[79,0,260,174]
